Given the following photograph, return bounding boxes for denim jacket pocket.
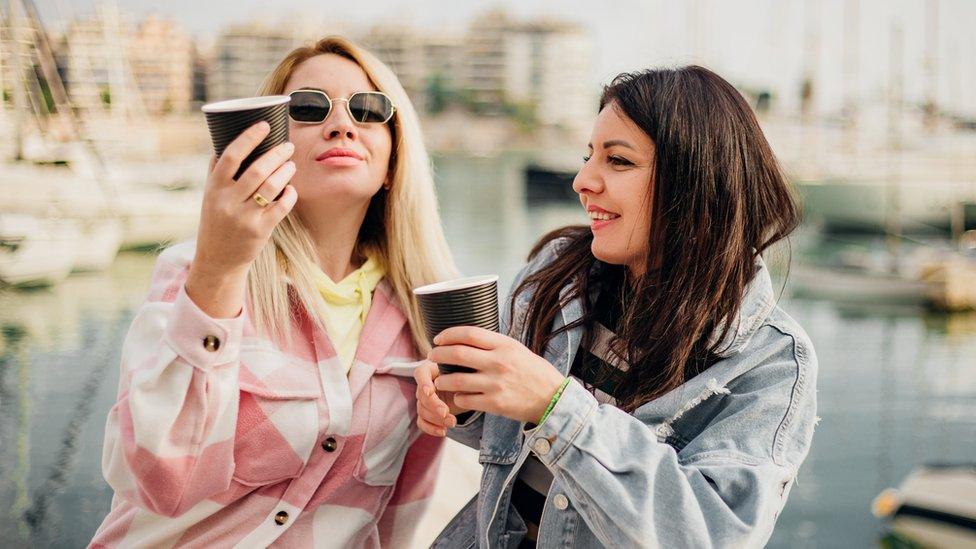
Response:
[432,494,479,548]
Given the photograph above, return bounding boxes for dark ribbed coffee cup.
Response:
[202,95,290,179]
[414,275,499,374]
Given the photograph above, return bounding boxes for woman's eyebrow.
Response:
[603,139,636,151]
[297,86,326,92]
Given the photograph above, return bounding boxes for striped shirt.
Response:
[89,241,442,548]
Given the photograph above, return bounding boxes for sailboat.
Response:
[0,213,78,287]
[790,15,976,311]
[0,0,200,284]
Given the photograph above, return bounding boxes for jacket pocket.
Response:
[231,344,321,486]
[431,495,478,548]
[354,374,415,486]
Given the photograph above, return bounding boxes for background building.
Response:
[209,23,298,100]
[128,16,193,114]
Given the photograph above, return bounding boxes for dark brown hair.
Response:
[510,66,800,412]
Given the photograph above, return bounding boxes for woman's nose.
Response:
[322,101,357,141]
[572,162,604,196]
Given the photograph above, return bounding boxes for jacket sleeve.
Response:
[100,243,245,517]
[523,326,818,548]
[446,239,568,450]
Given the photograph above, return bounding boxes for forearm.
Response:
[185,261,249,319]
[103,283,245,516]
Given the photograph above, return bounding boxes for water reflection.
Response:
[769,298,976,548]
[0,252,154,547]
[0,155,973,547]
[432,152,585,289]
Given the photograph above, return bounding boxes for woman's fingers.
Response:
[417,398,447,425]
[417,398,452,436]
[414,360,458,431]
[234,141,295,201]
[433,325,505,350]
[418,387,450,419]
[413,359,437,386]
[417,415,447,437]
[212,122,271,182]
[434,372,492,394]
[249,160,295,205]
[452,392,491,413]
[414,360,439,396]
[263,184,298,226]
[427,344,493,371]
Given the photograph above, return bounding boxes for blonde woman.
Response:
[90,36,457,548]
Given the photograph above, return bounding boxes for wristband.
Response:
[538,377,571,426]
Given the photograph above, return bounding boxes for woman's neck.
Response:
[297,202,370,282]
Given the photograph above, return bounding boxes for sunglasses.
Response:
[288,89,396,125]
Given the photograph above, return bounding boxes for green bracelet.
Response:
[538,377,571,426]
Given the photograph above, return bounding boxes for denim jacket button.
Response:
[532,438,551,455]
[553,494,569,510]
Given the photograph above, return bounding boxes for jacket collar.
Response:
[555,255,776,372]
[708,256,777,358]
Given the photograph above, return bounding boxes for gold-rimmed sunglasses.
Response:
[287,89,396,125]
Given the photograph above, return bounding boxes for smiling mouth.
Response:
[587,211,620,221]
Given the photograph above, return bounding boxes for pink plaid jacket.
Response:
[90,241,443,548]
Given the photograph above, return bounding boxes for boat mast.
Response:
[842,0,860,162]
[885,21,904,272]
[923,0,939,133]
[9,0,29,160]
[800,0,822,174]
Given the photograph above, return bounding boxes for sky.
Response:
[37,0,976,117]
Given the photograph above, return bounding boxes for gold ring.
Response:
[252,193,270,207]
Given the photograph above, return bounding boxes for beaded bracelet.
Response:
[538,377,571,426]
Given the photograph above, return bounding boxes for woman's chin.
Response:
[590,242,625,267]
[293,178,381,202]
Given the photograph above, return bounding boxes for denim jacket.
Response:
[434,238,818,548]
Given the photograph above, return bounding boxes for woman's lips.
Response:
[315,148,364,167]
[590,217,618,231]
[587,205,620,231]
[317,156,362,167]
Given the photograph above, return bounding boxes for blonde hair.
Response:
[249,35,458,353]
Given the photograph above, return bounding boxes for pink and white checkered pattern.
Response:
[89,241,443,548]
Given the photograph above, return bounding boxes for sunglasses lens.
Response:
[289,91,331,122]
[349,93,394,123]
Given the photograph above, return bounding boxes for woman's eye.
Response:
[608,155,633,166]
[582,155,591,163]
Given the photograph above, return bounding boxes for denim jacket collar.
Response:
[708,256,777,358]
[556,255,775,366]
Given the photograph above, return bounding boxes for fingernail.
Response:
[432,334,441,345]
[282,142,294,153]
[258,121,270,131]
